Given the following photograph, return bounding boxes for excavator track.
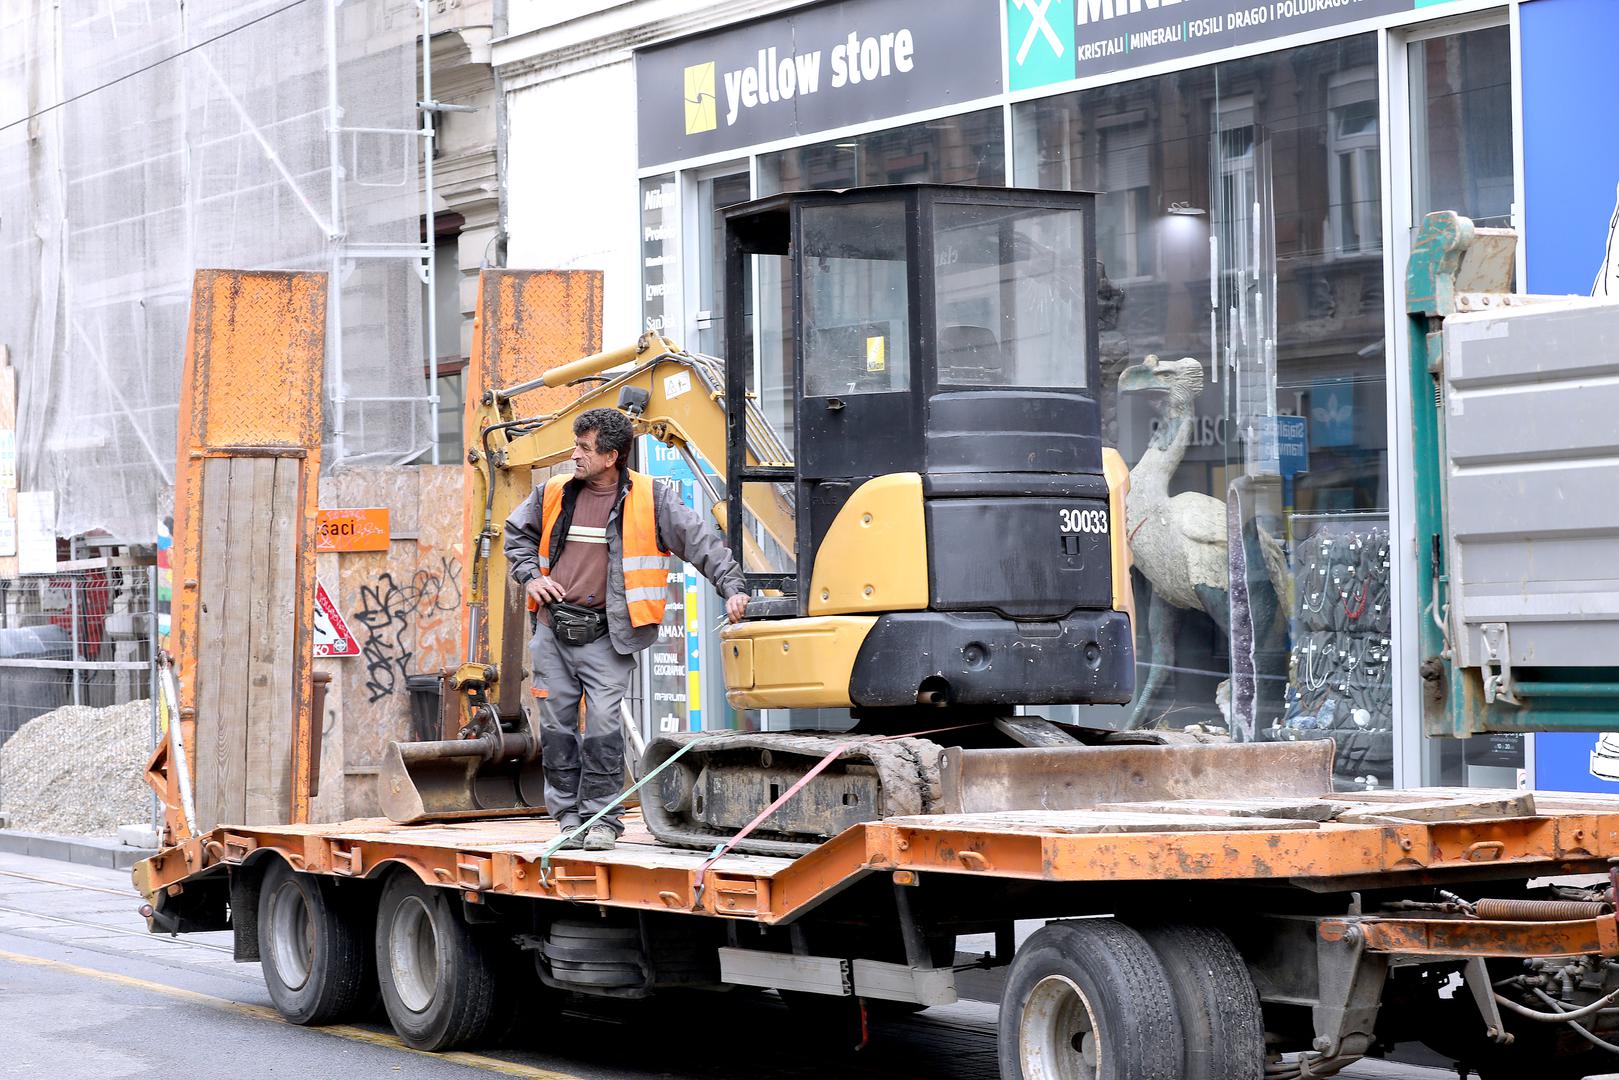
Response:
[639,732,947,856]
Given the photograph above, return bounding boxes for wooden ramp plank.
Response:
[886,810,1322,834]
[216,457,258,827]
[1334,793,1536,825]
[193,457,233,832]
[1095,798,1344,822]
[266,457,300,821]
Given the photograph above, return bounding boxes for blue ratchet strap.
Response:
[535,733,713,887]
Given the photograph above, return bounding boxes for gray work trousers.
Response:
[530,624,638,835]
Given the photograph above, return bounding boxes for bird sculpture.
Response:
[1117,355,1231,729]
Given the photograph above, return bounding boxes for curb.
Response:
[0,828,156,871]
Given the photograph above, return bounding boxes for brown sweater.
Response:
[537,483,615,624]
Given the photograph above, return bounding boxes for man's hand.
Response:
[525,576,566,607]
[725,592,750,624]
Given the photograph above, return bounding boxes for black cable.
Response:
[0,0,314,136]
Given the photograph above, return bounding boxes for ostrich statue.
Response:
[1117,355,1231,729]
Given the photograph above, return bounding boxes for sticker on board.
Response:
[313,581,359,657]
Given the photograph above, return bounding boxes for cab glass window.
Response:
[932,202,1088,389]
[799,200,911,397]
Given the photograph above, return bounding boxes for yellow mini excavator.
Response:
[381,184,1323,852]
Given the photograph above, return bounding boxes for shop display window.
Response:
[1013,36,1393,789]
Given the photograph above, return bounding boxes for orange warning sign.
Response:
[316,507,389,552]
[313,581,359,657]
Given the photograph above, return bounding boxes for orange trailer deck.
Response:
[136,786,1619,939]
[132,783,1619,1077]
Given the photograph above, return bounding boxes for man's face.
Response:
[571,429,617,481]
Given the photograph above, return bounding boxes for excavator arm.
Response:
[380,331,796,823]
[465,331,793,684]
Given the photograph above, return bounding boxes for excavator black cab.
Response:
[717,184,1136,714]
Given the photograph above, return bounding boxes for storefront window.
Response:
[757,107,1004,194]
[1014,36,1393,790]
[1410,25,1514,229]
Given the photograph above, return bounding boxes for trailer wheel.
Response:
[374,871,501,1051]
[257,859,376,1025]
[998,919,1183,1080]
[1134,923,1264,1080]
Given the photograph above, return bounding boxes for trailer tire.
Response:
[998,919,1183,1080]
[257,859,376,1026]
[374,871,501,1051]
[1134,923,1264,1080]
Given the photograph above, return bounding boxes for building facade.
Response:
[494,0,1619,791]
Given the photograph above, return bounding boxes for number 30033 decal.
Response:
[1058,507,1109,535]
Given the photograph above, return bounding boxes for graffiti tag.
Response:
[353,555,463,702]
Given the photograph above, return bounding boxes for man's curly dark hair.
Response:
[574,407,634,467]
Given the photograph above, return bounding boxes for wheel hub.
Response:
[1020,973,1102,1080]
[267,879,313,992]
[388,895,440,1013]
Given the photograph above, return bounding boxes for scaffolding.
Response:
[0,0,444,545]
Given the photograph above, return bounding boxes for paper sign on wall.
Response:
[17,491,55,575]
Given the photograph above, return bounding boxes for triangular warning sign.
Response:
[313,581,359,657]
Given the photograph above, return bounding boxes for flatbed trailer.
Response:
[134,760,1619,1080]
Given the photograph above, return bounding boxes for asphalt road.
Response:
[0,848,1468,1080]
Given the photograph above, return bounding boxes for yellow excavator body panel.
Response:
[807,472,929,616]
[719,615,878,710]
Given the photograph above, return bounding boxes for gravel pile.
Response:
[0,699,154,835]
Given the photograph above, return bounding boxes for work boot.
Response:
[582,825,617,851]
[554,818,584,850]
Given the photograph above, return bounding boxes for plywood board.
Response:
[327,465,465,818]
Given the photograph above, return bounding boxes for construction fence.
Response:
[0,563,160,835]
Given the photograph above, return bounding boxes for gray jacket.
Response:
[504,471,747,655]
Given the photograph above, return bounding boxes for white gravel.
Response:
[0,700,155,836]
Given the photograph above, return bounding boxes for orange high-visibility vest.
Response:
[535,471,670,627]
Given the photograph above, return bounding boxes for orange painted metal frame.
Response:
[1325,914,1619,959]
[134,806,1619,966]
[149,270,326,845]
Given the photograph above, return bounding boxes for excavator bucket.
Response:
[380,704,647,824]
[379,737,549,824]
